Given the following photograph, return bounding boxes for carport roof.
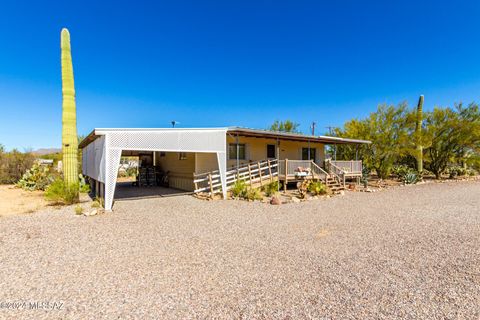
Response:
[79,127,371,149]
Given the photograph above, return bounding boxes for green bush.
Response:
[231,179,248,198]
[45,179,79,204]
[392,165,412,178]
[262,181,279,196]
[79,174,90,193]
[307,181,327,195]
[245,188,263,201]
[17,163,55,191]
[448,166,467,178]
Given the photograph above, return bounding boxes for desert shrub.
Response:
[448,165,467,178]
[17,163,55,191]
[467,169,477,176]
[74,204,83,215]
[91,197,104,208]
[245,188,263,201]
[79,174,90,193]
[125,167,137,177]
[0,148,35,184]
[392,165,412,178]
[231,179,248,198]
[45,179,79,204]
[307,181,327,195]
[403,172,419,184]
[262,181,279,196]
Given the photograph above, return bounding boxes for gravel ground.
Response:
[0,181,479,319]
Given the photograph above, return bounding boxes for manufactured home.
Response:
[79,127,370,210]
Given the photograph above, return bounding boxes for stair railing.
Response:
[325,159,346,188]
[310,161,328,183]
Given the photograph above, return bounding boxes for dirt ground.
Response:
[0,184,49,217]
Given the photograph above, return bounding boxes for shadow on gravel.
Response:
[114,182,191,201]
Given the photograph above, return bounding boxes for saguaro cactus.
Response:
[60,28,79,185]
[415,95,424,174]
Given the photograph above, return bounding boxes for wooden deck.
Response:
[193,159,279,195]
[192,159,363,197]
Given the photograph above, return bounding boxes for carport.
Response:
[79,128,228,211]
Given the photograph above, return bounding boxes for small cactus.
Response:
[403,172,419,185]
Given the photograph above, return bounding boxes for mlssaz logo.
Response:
[0,301,64,310]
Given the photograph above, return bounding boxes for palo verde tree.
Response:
[423,103,480,178]
[332,103,411,179]
[60,28,79,186]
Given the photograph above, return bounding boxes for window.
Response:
[179,152,187,160]
[267,144,276,158]
[302,148,316,161]
[229,143,246,160]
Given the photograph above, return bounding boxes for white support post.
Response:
[104,135,122,211]
[216,151,227,199]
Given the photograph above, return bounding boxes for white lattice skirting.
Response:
[82,128,228,210]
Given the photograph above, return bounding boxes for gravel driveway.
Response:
[1,181,479,319]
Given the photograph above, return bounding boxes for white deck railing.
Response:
[278,160,328,182]
[330,160,362,175]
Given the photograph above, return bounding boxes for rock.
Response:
[291,197,301,203]
[84,209,98,217]
[270,196,281,205]
[339,190,345,196]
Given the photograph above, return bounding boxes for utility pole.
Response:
[325,126,335,135]
[310,122,316,136]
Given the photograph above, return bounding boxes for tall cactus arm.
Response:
[415,95,424,173]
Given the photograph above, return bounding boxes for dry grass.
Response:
[0,184,48,217]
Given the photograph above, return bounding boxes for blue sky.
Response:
[1,1,480,150]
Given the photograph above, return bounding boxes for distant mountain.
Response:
[32,148,62,155]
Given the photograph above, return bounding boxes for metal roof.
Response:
[79,126,371,149]
[226,127,371,145]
